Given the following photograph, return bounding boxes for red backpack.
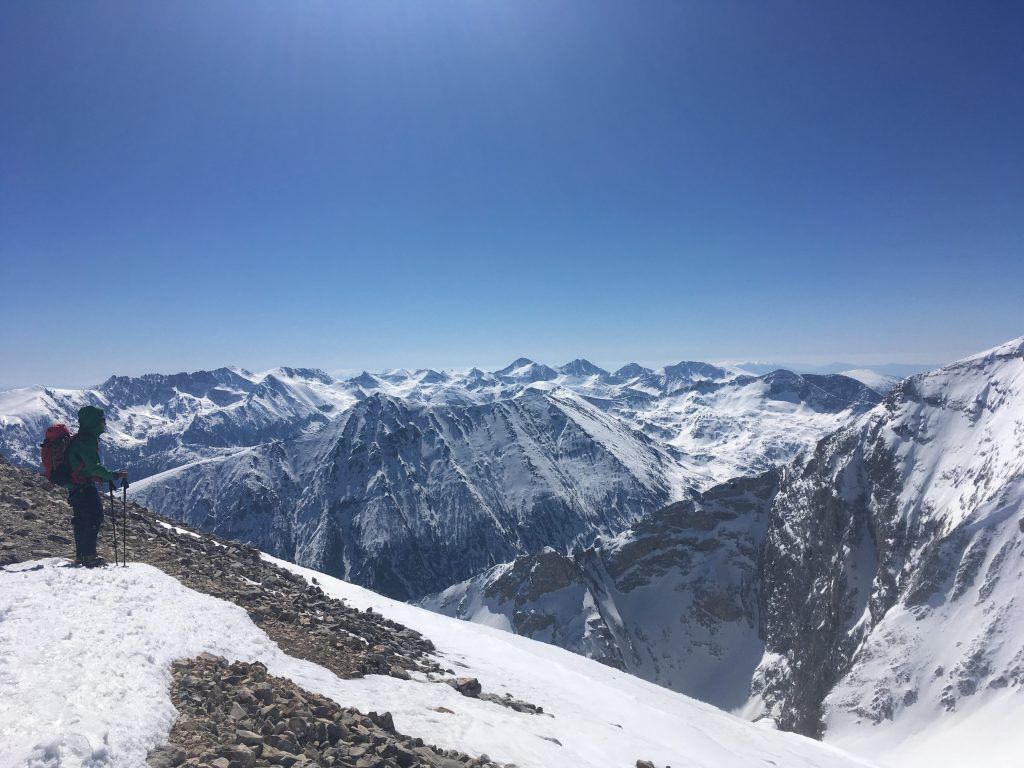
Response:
[41,424,76,484]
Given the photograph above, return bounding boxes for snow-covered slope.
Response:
[0,557,878,768]
[133,389,695,600]
[838,369,903,394]
[615,369,882,484]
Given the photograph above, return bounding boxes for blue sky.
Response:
[2,1,1022,386]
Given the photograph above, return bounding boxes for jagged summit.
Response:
[557,358,609,378]
[350,370,381,388]
[268,366,335,384]
[99,367,257,403]
[662,360,733,381]
[495,357,536,374]
[610,362,653,381]
[494,358,559,382]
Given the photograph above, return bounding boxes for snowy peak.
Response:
[415,368,449,384]
[662,360,735,383]
[494,357,535,374]
[494,358,560,382]
[610,363,654,382]
[265,366,336,385]
[351,371,382,389]
[557,358,609,378]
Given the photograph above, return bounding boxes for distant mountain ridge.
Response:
[2,356,883,602]
[0,356,882,481]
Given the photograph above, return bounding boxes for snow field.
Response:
[0,560,278,767]
[0,558,878,768]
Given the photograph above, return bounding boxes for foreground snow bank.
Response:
[0,557,876,768]
[266,555,879,768]
[0,560,280,767]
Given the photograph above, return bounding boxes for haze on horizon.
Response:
[2,1,1022,387]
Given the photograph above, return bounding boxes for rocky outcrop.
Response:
[152,654,509,768]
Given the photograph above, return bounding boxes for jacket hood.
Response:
[77,405,106,435]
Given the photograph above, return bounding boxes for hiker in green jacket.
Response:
[65,405,127,567]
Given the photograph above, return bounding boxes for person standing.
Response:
[64,405,127,567]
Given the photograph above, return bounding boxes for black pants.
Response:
[69,484,104,559]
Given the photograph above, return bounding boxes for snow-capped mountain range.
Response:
[0,358,883,483]
[419,337,1024,767]
[0,357,950,679]
[3,339,1023,766]
[0,357,882,600]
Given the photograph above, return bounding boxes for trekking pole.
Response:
[121,477,129,567]
[108,481,119,566]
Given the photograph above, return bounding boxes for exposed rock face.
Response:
[755,338,1024,736]
[421,471,781,710]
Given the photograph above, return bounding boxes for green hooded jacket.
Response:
[65,405,119,487]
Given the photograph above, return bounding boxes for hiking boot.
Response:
[74,555,85,567]
[83,555,106,568]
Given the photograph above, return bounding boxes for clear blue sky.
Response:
[2,1,1022,386]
